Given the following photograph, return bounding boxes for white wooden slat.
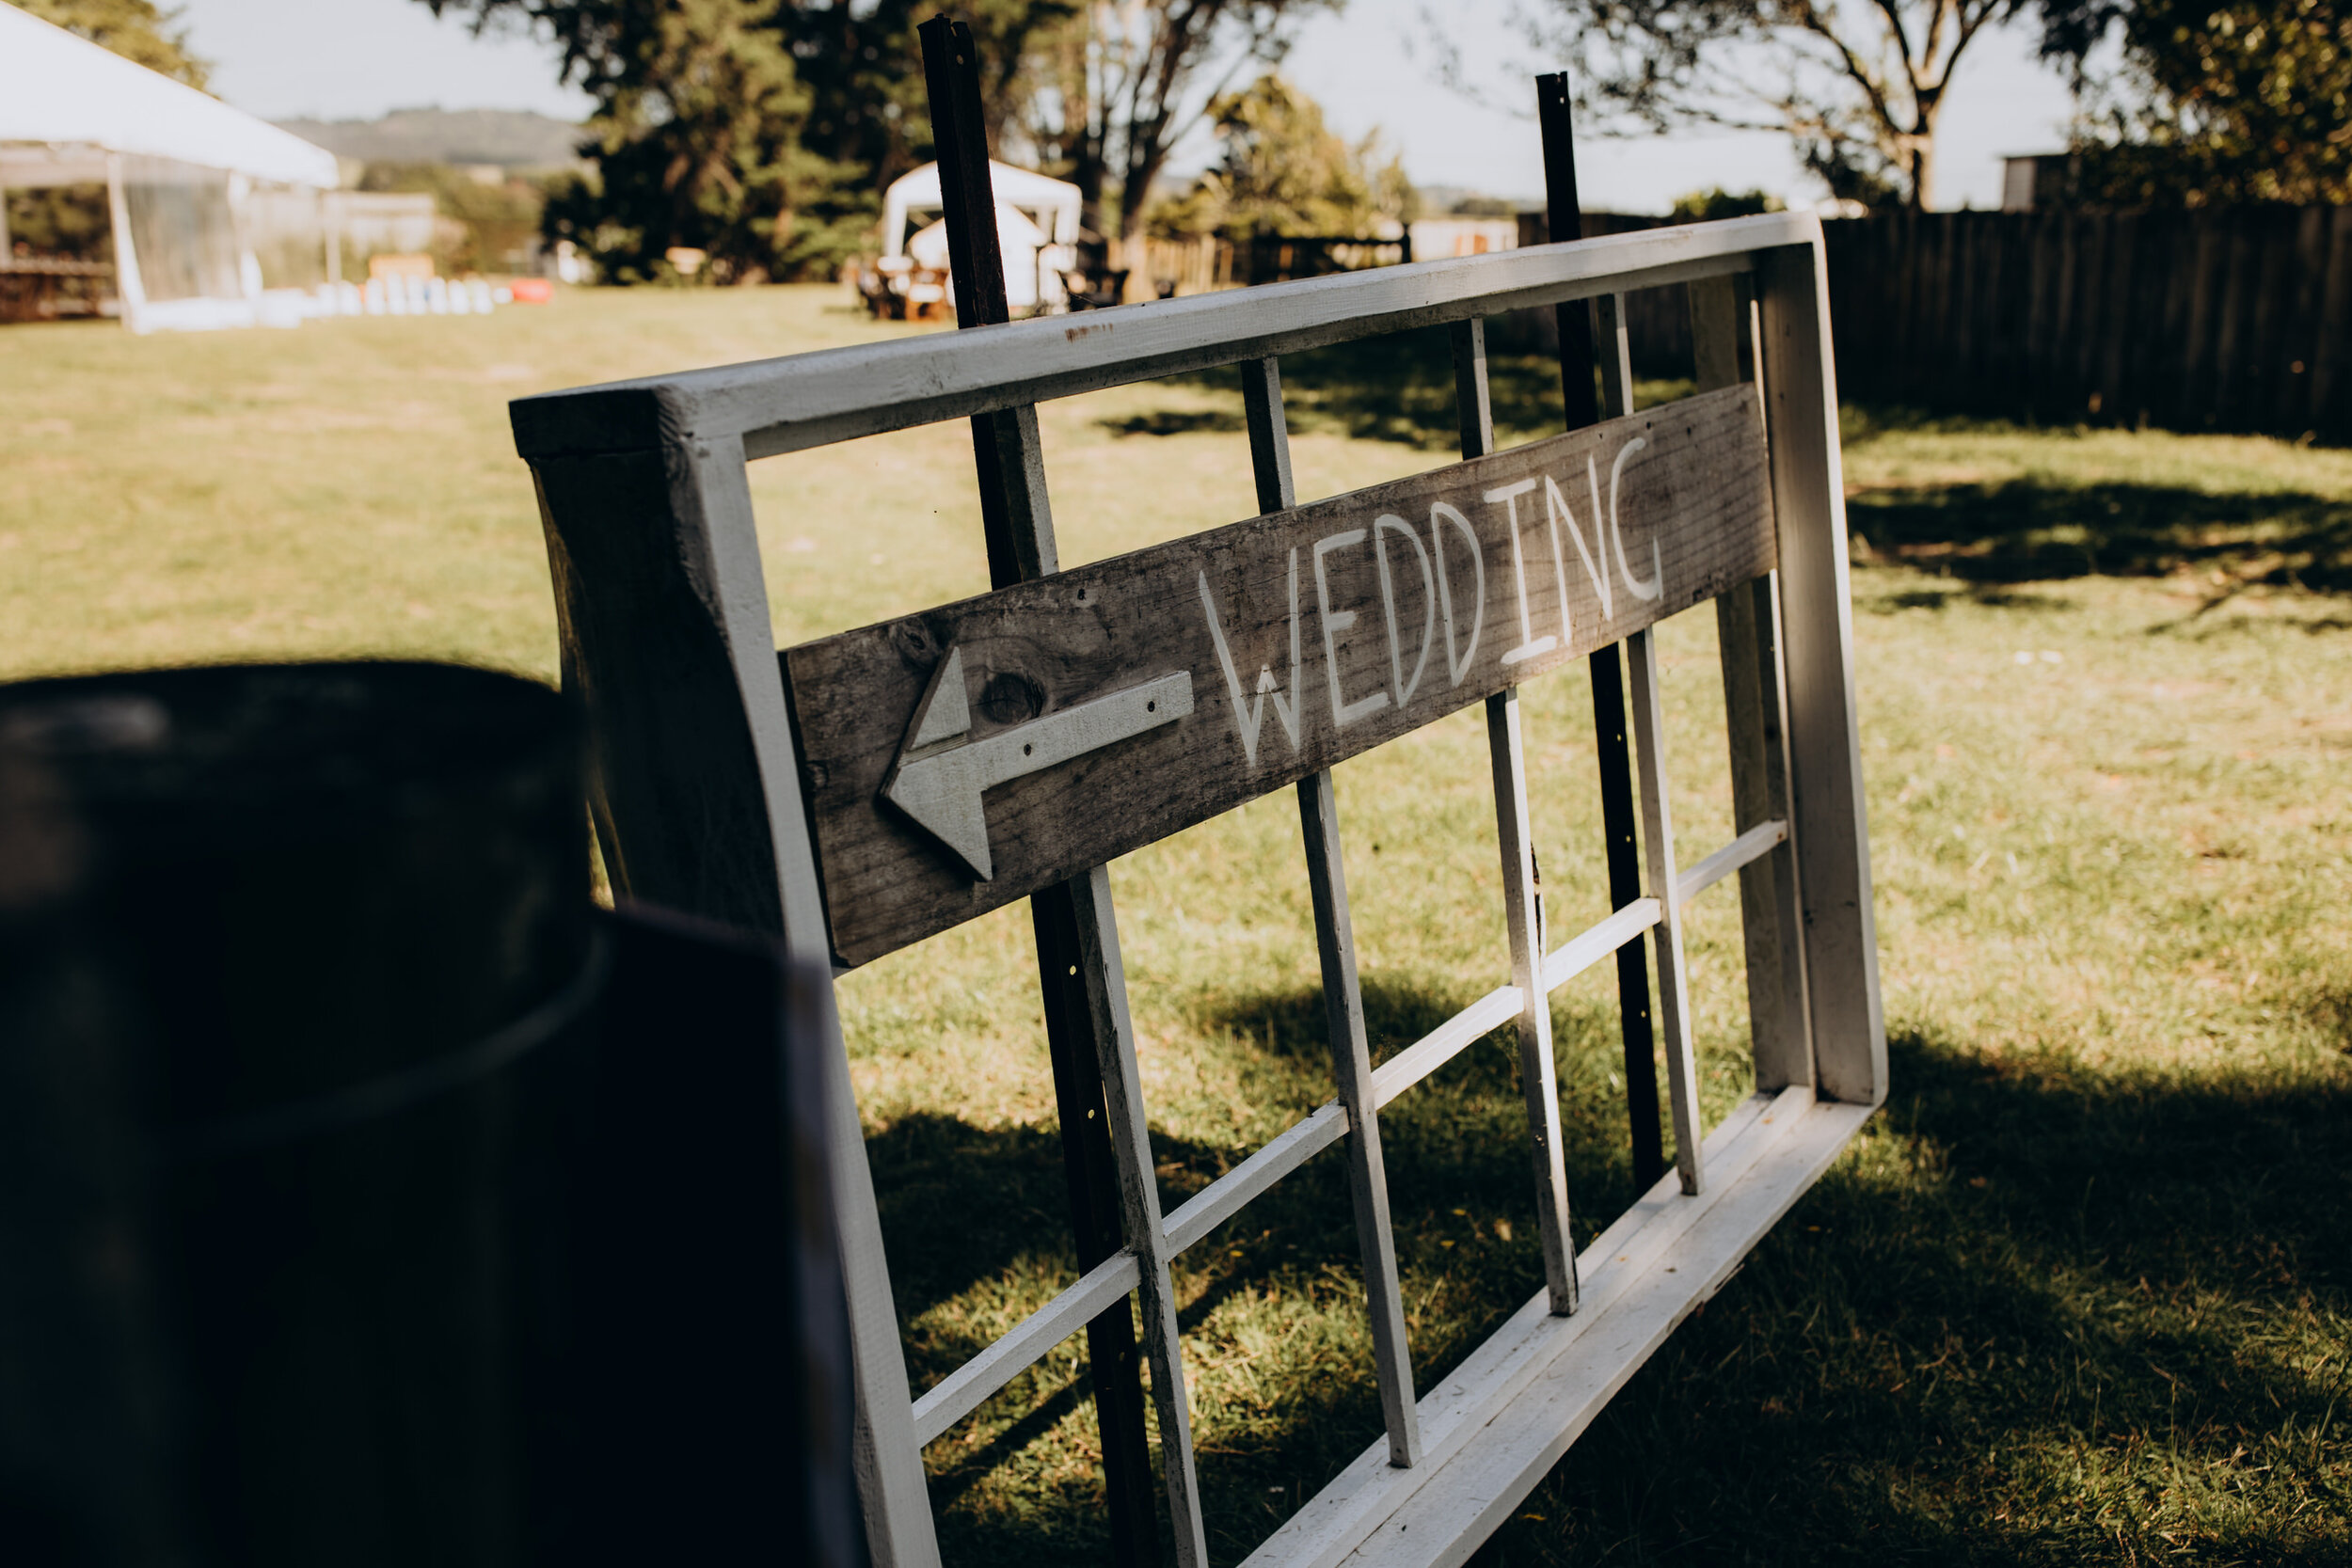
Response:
[1488,686,1578,1319]
[1370,898,1666,1117]
[1164,1101,1349,1255]
[1457,314,1578,1318]
[1715,574,1815,1092]
[1756,241,1888,1106]
[1240,1085,1857,1568]
[1167,884,1670,1259]
[910,1250,1143,1448]
[508,214,1820,462]
[1537,896,1663,995]
[1692,269,1815,1094]
[675,439,943,1568]
[1690,271,1744,394]
[1451,316,1495,457]
[1625,626,1707,1197]
[1300,769,1424,1466]
[1246,353,1422,1466]
[1674,818,1787,908]
[532,434,945,1565]
[1067,864,1212,1566]
[1244,1087,1781,1568]
[1368,985,1522,1112]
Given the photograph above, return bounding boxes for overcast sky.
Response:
[173,0,2077,212]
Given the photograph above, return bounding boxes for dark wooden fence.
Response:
[1498,206,2352,442]
[1824,208,2352,442]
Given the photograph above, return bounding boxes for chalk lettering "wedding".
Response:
[1197,438,1661,766]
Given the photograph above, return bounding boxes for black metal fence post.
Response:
[1537,73,1668,1192]
[917,18,1165,1564]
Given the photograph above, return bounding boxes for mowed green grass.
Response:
[3,287,2346,1564]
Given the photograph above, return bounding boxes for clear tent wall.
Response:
[0,147,333,330]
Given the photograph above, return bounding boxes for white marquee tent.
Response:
[881,160,1081,313]
[0,3,340,331]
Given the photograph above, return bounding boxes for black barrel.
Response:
[0,661,859,1567]
[0,662,589,1565]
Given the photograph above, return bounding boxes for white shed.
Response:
[880,160,1081,313]
[0,4,340,332]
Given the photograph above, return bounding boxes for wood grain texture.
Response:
[1756,243,1886,1107]
[534,450,784,936]
[910,1252,1140,1447]
[787,384,1776,967]
[1692,271,1816,1095]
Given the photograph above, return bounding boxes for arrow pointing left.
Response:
[882,645,1194,880]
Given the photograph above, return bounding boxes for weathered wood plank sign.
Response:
[521,186,1886,1568]
[786,383,1772,967]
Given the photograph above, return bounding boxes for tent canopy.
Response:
[881,160,1081,258]
[0,5,338,189]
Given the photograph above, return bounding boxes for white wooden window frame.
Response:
[515,211,1886,1568]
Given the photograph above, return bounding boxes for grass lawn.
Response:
[4,286,2347,1565]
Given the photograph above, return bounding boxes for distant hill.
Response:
[274,108,587,170]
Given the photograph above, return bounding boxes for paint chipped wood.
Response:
[785,384,1774,967]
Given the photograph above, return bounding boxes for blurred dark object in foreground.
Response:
[0,662,858,1568]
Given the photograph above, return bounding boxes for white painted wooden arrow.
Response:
[882,645,1194,879]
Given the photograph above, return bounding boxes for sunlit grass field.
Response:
[3,286,2346,1564]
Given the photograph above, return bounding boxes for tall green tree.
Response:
[2043,0,2350,203]
[1018,0,1342,261]
[767,1,1080,270]
[1151,73,1410,240]
[17,0,210,87]
[1494,0,2042,209]
[425,0,807,280]
[421,0,1076,278]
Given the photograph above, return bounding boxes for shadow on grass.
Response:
[1186,973,1483,1071]
[1185,977,1664,1245]
[1475,1029,2352,1566]
[1103,408,1248,438]
[871,977,1698,1565]
[1850,479,2352,594]
[874,995,2352,1564]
